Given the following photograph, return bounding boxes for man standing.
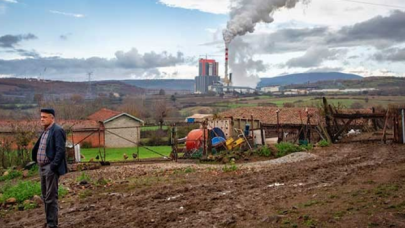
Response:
[32,108,68,228]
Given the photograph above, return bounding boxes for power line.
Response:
[336,0,405,10]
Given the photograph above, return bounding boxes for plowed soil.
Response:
[2,143,405,228]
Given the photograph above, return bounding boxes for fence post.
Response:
[402,109,405,144]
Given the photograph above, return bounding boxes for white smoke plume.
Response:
[229,37,267,88]
[223,0,309,88]
[223,0,310,44]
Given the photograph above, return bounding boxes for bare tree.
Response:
[152,100,170,129]
[118,97,146,118]
[12,120,38,167]
[70,94,84,104]
[33,93,44,105]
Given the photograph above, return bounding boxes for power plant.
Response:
[194,46,257,94]
[194,58,221,94]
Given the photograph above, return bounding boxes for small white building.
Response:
[284,89,308,95]
[261,86,280,93]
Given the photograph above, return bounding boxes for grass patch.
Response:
[80,146,172,161]
[184,167,195,173]
[318,139,330,147]
[374,184,399,197]
[78,189,92,199]
[76,172,92,183]
[0,164,38,182]
[303,215,317,227]
[275,142,313,158]
[23,201,38,210]
[141,126,168,131]
[173,167,196,175]
[0,169,22,182]
[0,180,68,204]
[329,194,340,199]
[302,200,320,208]
[333,211,346,220]
[222,159,238,172]
[255,146,272,157]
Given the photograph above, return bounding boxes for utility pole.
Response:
[86,71,93,99]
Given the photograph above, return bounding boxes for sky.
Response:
[0,0,405,83]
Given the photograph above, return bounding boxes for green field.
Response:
[215,103,258,108]
[80,146,172,161]
[212,96,405,109]
[141,126,168,131]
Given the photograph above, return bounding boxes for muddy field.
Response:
[2,143,405,228]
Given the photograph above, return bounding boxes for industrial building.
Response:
[195,58,221,93]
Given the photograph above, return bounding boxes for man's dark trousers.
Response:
[40,164,59,228]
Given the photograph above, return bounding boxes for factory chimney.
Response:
[224,42,232,86]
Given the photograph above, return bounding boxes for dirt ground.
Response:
[1,143,405,228]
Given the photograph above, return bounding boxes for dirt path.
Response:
[1,143,405,228]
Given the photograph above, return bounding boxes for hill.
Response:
[122,79,194,92]
[286,76,405,95]
[0,78,145,101]
[258,72,362,87]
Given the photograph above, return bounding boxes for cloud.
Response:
[0,48,187,80]
[374,48,405,62]
[115,48,185,69]
[0,33,39,58]
[59,33,72,40]
[305,67,344,73]
[0,33,37,48]
[285,46,346,68]
[14,49,41,58]
[242,10,405,56]
[327,10,405,49]
[49,10,85,18]
[159,0,229,14]
[248,27,328,54]
[0,0,17,3]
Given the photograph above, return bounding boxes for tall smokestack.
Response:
[225,44,229,86]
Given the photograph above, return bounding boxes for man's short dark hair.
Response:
[41,108,55,117]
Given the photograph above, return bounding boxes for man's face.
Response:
[40,112,54,127]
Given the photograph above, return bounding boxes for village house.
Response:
[0,108,144,149]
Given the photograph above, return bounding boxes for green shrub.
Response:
[146,134,167,146]
[222,159,238,172]
[0,181,68,204]
[81,141,93,148]
[275,142,313,158]
[191,150,203,159]
[300,144,313,151]
[28,164,39,177]
[256,146,272,157]
[318,139,330,147]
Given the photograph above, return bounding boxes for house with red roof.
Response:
[0,108,144,149]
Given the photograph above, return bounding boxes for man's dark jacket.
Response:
[32,124,68,176]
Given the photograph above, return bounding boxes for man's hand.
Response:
[50,163,58,172]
